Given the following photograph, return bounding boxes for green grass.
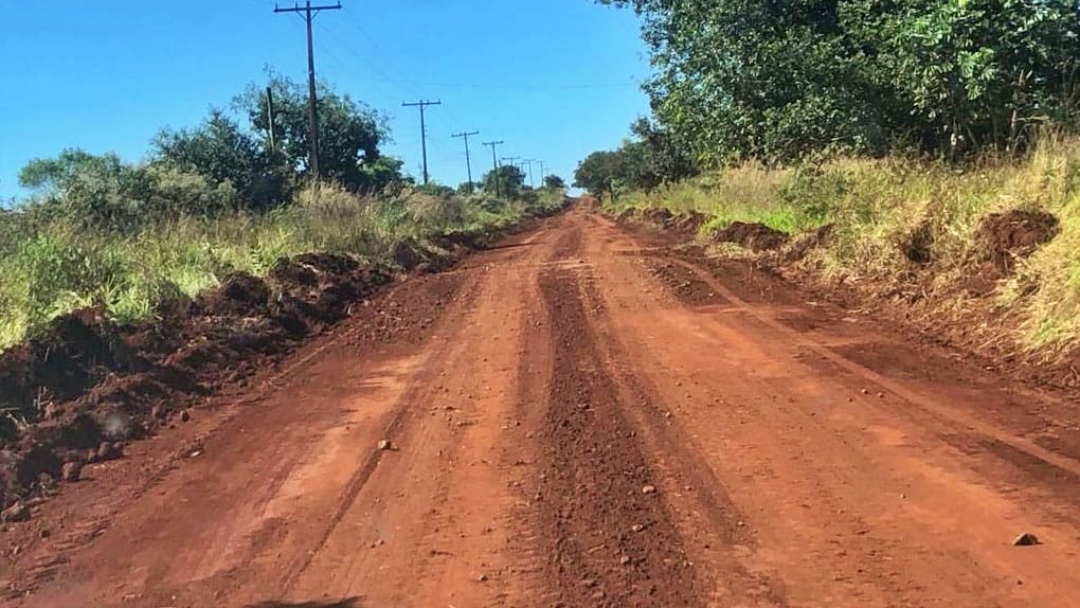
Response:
[0,183,560,350]
[609,135,1080,359]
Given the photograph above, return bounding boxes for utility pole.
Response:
[522,159,536,188]
[502,157,521,195]
[403,100,442,185]
[452,130,480,193]
[538,160,547,187]
[483,140,504,197]
[265,86,277,153]
[274,1,342,180]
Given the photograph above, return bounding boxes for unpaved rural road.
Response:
[10,204,1080,607]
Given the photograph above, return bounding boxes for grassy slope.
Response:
[608,137,1080,362]
[0,184,565,350]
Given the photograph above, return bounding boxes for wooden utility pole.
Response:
[403,100,442,184]
[483,140,504,197]
[452,130,480,193]
[522,159,536,188]
[274,1,342,180]
[538,160,547,186]
[265,86,277,153]
[502,157,521,195]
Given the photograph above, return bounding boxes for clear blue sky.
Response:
[0,0,651,199]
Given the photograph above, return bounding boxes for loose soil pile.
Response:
[713,221,789,251]
[616,207,708,236]
[976,210,1060,273]
[0,225,510,515]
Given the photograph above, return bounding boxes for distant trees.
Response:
[153,111,284,210]
[574,118,699,199]
[481,165,527,199]
[18,75,410,229]
[18,148,239,230]
[600,0,1080,163]
[154,74,398,205]
[237,75,391,190]
[574,151,626,200]
[543,174,566,190]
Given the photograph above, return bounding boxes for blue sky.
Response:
[0,0,651,199]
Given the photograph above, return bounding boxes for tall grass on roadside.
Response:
[609,135,1080,358]
[0,183,548,351]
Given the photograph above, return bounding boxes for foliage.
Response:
[0,183,555,351]
[609,133,1080,357]
[601,0,1080,162]
[574,151,627,199]
[543,174,566,190]
[414,182,456,198]
[18,149,239,230]
[480,165,527,199]
[153,110,288,210]
[575,117,699,198]
[360,156,409,193]
[239,74,393,191]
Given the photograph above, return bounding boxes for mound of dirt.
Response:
[429,229,491,254]
[391,241,422,271]
[714,222,790,252]
[0,241,458,513]
[640,208,676,225]
[0,307,140,435]
[785,224,834,262]
[614,208,708,236]
[671,212,708,235]
[976,210,1059,273]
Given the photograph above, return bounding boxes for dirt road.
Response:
[8,205,1080,607]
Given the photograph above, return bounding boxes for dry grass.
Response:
[0,183,556,350]
[609,135,1080,359]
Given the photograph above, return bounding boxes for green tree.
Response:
[153,110,286,210]
[19,149,237,229]
[18,149,138,227]
[543,174,567,190]
[359,156,408,193]
[601,0,1080,161]
[574,151,627,200]
[481,165,527,199]
[239,75,391,190]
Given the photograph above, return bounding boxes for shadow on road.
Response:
[245,599,364,608]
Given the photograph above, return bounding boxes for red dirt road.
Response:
[7,206,1080,607]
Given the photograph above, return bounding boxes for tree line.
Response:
[576,0,1080,196]
[15,74,565,232]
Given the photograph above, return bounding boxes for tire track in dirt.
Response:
[535,263,704,608]
[664,255,1080,486]
[275,218,564,608]
[573,270,791,608]
[584,211,1080,605]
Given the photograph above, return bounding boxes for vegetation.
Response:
[1,76,567,351]
[574,118,698,200]
[480,164,528,199]
[584,0,1080,362]
[605,134,1080,358]
[601,0,1080,164]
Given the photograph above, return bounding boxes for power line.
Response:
[273,1,342,180]
[452,130,480,193]
[502,156,522,191]
[482,140,504,197]
[402,100,442,185]
[521,159,536,188]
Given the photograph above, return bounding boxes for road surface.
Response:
[9,205,1080,607]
